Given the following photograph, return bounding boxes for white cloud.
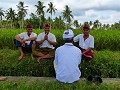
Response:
[0,0,120,24]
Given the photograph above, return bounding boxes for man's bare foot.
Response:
[18,54,24,60]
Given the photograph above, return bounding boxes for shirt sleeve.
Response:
[51,34,56,42]
[89,36,94,48]
[19,32,25,39]
[73,35,80,42]
[36,34,42,41]
[32,33,37,37]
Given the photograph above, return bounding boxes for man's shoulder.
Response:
[20,32,26,34]
[56,45,64,50]
[49,32,55,36]
[75,34,83,37]
[89,34,94,38]
[38,32,44,36]
[18,32,26,35]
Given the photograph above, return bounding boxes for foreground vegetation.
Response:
[0,79,120,90]
[0,49,120,78]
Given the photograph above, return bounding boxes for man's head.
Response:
[44,23,50,34]
[82,24,90,36]
[63,29,74,42]
[26,23,32,35]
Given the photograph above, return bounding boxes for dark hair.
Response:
[64,38,73,43]
[83,24,90,30]
[26,23,32,28]
[44,23,50,28]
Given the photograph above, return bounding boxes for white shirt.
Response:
[74,34,94,50]
[19,32,37,45]
[54,43,82,83]
[36,32,56,49]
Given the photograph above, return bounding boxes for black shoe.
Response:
[86,75,93,82]
[95,76,102,83]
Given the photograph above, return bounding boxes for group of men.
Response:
[14,23,94,83]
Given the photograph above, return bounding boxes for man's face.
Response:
[26,27,32,35]
[44,27,50,34]
[83,29,90,36]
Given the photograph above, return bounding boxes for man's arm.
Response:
[15,35,25,44]
[82,48,92,54]
[27,37,37,41]
[47,40,57,46]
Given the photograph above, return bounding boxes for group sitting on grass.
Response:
[14,23,97,83]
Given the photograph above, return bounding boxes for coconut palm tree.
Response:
[0,8,4,21]
[17,1,28,28]
[62,5,73,29]
[6,8,16,28]
[0,8,4,26]
[73,20,79,29]
[47,2,57,29]
[35,1,45,29]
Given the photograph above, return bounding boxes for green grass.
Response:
[0,29,120,50]
[0,48,120,78]
[0,80,120,90]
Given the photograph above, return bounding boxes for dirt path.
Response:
[0,76,120,83]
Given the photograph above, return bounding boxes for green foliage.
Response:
[0,29,120,51]
[0,49,120,78]
[0,80,120,90]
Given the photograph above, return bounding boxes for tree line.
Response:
[0,1,120,30]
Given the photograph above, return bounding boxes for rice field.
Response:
[0,29,120,51]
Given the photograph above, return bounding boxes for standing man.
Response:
[54,29,82,83]
[74,24,94,62]
[32,23,57,61]
[15,24,37,60]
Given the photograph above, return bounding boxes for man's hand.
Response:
[44,34,48,40]
[21,43,25,47]
[20,40,26,47]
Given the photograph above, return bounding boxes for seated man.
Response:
[74,24,94,62]
[15,24,37,60]
[54,29,82,83]
[32,23,57,62]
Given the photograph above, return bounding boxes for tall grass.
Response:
[0,29,120,50]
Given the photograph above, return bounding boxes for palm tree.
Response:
[47,2,57,29]
[0,8,4,26]
[62,5,73,29]
[73,20,79,29]
[35,1,45,29]
[17,1,28,28]
[30,13,37,19]
[0,8,4,21]
[6,8,16,28]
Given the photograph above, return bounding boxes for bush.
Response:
[0,49,120,78]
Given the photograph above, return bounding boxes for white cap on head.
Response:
[63,29,74,39]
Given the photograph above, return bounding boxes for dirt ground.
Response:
[0,76,120,84]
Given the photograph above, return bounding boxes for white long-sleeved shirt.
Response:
[54,43,82,83]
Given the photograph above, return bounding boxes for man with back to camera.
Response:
[54,29,82,83]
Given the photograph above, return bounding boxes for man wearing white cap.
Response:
[54,29,82,83]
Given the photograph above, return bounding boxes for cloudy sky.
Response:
[0,0,120,25]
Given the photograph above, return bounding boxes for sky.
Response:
[0,0,120,25]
